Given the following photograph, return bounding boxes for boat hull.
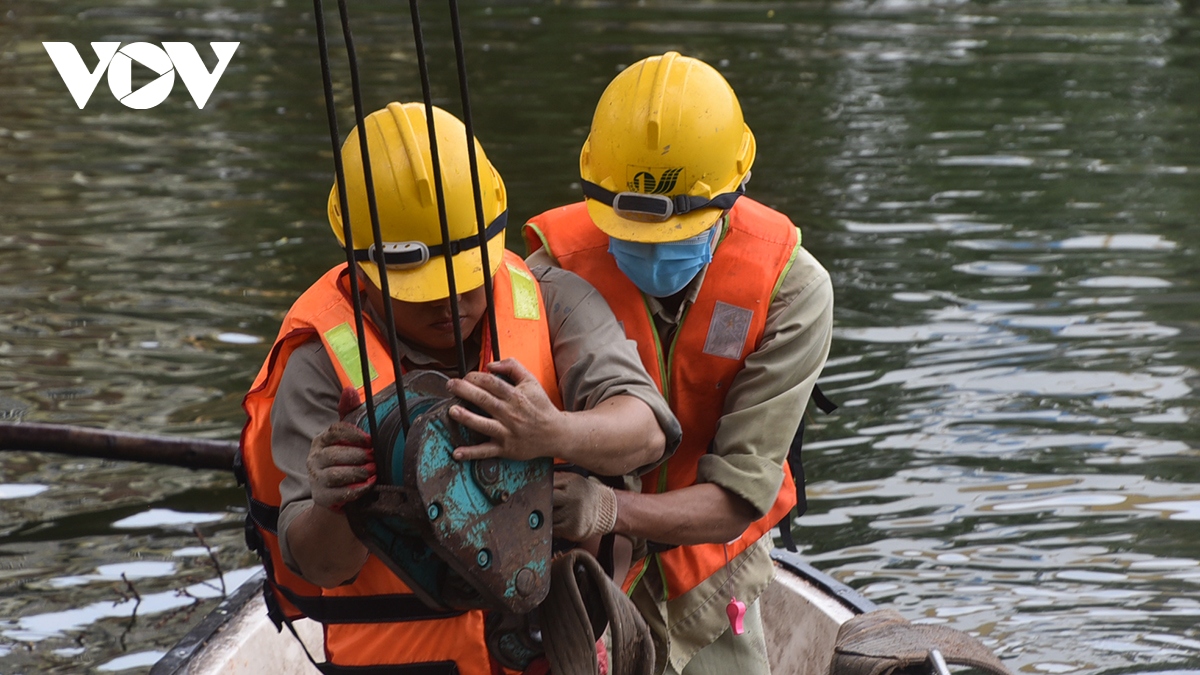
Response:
[153,549,872,675]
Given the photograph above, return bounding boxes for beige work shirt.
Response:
[526,213,834,672]
[271,265,682,577]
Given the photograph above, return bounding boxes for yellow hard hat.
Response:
[329,102,507,303]
[579,52,755,243]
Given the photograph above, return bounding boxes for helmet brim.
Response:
[357,233,506,303]
[585,198,724,244]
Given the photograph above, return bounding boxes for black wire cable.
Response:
[337,0,411,435]
[409,0,469,378]
[313,0,380,442]
[449,0,501,363]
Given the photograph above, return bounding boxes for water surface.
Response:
[1,0,1198,671]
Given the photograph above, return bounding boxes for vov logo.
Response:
[42,42,239,110]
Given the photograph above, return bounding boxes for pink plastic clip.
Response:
[726,597,746,635]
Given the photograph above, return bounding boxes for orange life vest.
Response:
[524,198,800,601]
[238,250,560,675]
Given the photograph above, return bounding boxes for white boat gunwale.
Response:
[151,548,875,675]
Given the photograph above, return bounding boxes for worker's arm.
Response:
[448,266,680,477]
[555,248,834,546]
[287,420,376,587]
[552,473,757,545]
[447,359,665,477]
[614,483,758,545]
[285,501,369,587]
[272,341,372,587]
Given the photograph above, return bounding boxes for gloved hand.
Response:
[307,420,375,513]
[552,472,618,542]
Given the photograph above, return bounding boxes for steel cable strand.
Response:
[335,0,412,433]
[449,0,501,361]
[312,0,379,440]
[408,0,468,378]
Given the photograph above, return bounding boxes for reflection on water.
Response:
[1,0,1198,671]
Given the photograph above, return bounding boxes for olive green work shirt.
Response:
[271,265,682,578]
[525,215,834,672]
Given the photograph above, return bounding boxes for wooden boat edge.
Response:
[153,549,874,675]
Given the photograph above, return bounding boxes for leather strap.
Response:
[537,550,654,675]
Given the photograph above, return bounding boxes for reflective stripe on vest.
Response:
[524,198,801,600]
[240,250,560,674]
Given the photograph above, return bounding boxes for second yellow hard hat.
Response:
[580,52,756,243]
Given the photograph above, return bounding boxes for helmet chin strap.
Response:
[580,179,745,223]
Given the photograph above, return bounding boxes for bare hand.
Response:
[307,421,375,512]
[445,358,567,462]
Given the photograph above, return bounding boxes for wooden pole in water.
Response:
[0,422,236,471]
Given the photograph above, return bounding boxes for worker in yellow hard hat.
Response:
[240,102,680,675]
[524,52,835,674]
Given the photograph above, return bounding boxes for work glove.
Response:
[307,390,375,513]
[552,471,618,542]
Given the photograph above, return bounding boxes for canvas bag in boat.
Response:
[239,251,560,675]
[525,197,801,600]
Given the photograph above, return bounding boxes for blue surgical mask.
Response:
[608,226,716,298]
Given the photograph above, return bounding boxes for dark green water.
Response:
[2,0,1199,671]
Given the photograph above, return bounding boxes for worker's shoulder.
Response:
[529,262,585,288]
[790,244,830,287]
[773,243,832,310]
[528,264,607,321]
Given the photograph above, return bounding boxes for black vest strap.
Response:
[778,418,806,553]
[317,662,459,675]
[811,384,838,414]
[778,385,839,551]
[275,583,466,625]
[248,498,280,534]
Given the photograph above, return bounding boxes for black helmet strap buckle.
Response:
[363,241,430,269]
[352,210,508,268]
[581,179,744,222]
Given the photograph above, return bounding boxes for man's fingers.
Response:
[342,475,377,493]
[445,378,503,417]
[310,443,372,470]
[321,476,376,512]
[449,405,506,439]
[315,463,376,489]
[462,370,518,401]
[485,358,535,385]
[552,489,569,509]
[552,472,581,511]
[314,421,372,449]
[451,441,503,462]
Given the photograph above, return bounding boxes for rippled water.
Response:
[1,0,1198,672]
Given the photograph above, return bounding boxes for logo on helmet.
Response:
[628,167,684,195]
